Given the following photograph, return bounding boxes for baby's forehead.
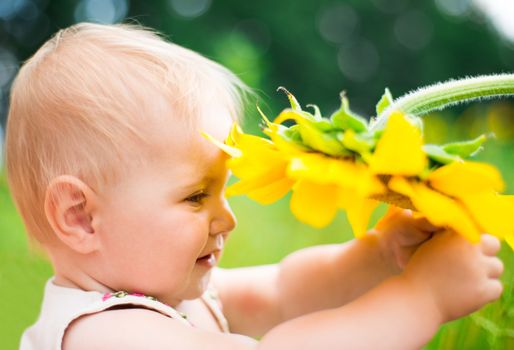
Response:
[146,96,234,144]
[145,103,233,168]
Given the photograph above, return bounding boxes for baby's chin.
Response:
[177,269,214,300]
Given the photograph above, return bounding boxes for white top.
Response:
[20,277,229,350]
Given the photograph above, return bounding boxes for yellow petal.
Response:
[225,177,294,205]
[428,161,505,197]
[388,176,415,197]
[227,136,286,180]
[459,193,514,239]
[287,153,384,197]
[290,180,339,228]
[338,190,378,238]
[331,162,385,197]
[232,131,276,153]
[226,123,242,147]
[246,177,296,205]
[225,165,288,197]
[201,131,242,158]
[287,153,335,184]
[506,234,514,251]
[389,177,481,242]
[226,123,281,162]
[219,124,293,203]
[273,109,304,124]
[369,112,427,176]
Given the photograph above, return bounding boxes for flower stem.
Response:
[371,74,514,131]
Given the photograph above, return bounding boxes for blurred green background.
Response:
[1,0,514,349]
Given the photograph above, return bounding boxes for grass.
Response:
[1,118,514,348]
[0,174,53,350]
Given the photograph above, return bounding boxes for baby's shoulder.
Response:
[62,308,189,350]
[62,308,257,350]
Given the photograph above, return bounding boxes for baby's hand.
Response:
[373,207,439,272]
[404,231,503,323]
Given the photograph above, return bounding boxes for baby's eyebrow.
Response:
[180,176,214,191]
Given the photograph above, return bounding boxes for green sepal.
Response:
[283,125,304,143]
[258,105,311,152]
[277,87,302,111]
[268,124,311,151]
[423,144,463,165]
[297,121,351,156]
[442,134,488,158]
[306,104,322,120]
[284,109,332,130]
[376,88,394,115]
[338,130,376,155]
[330,93,368,132]
[312,119,333,132]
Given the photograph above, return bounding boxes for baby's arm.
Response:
[214,209,436,336]
[63,232,502,350]
[261,232,502,349]
[214,236,393,336]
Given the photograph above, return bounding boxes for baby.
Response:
[6,23,503,350]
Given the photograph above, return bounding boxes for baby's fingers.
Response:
[482,279,503,304]
[411,215,440,233]
[486,257,504,279]
[480,234,501,256]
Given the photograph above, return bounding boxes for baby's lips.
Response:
[197,249,221,260]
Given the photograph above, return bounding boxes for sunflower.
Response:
[205,76,514,246]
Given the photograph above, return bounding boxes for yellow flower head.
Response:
[204,88,514,247]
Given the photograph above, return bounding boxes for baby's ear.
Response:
[44,175,99,254]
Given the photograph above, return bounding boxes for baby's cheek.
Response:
[189,214,211,245]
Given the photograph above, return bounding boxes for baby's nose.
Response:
[210,201,237,236]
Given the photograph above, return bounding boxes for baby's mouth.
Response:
[196,250,220,267]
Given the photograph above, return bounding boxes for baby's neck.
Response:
[53,272,113,294]
[49,248,115,295]
[49,248,187,307]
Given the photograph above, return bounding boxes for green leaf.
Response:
[330,93,368,132]
[277,86,302,111]
[376,88,394,115]
[423,144,463,165]
[442,134,488,158]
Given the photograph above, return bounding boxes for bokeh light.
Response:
[74,0,129,24]
[317,3,359,45]
[0,0,28,20]
[0,47,18,89]
[371,0,409,13]
[168,0,211,19]
[394,9,433,51]
[337,39,380,83]
[435,0,471,17]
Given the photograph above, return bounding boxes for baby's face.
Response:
[93,104,236,305]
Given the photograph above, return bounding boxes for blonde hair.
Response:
[6,22,248,245]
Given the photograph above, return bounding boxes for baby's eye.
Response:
[185,191,210,204]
